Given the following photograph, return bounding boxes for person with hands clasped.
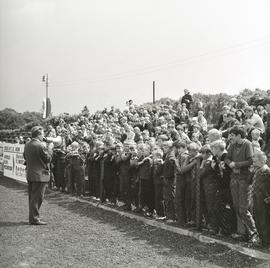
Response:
[137,144,154,217]
[224,126,259,244]
[250,150,270,248]
[152,149,166,220]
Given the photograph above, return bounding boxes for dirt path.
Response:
[0,178,269,268]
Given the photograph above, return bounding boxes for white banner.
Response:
[0,143,3,172]
[3,143,26,182]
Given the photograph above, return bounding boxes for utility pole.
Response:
[45,73,48,100]
[42,74,49,99]
[153,81,156,104]
[42,74,51,118]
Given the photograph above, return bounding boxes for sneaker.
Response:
[156,216,167,221]
[144,212,153,217]
[249,233,261,245]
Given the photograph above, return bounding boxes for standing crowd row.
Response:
[46,93,270,248]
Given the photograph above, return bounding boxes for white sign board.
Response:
[0,143,3,172]
[3,143,27,182]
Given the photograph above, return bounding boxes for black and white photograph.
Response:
[0,0,270,267]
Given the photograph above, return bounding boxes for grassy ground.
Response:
[0,178,269,268]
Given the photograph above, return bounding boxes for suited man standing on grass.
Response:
[24,126,53,225]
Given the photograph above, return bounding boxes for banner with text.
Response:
[0,143,3,172]
[3,143,26,182]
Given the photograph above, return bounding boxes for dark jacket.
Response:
[153,161,164,185]
[181,93,193,109]
[23,139,52,182]
[198,159,216,183]
[163,150,176,180]
[138,158,152,180]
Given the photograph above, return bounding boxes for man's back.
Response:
[24,139,51,182]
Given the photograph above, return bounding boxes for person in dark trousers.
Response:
[137,144,154,216]
[224,126,259,244]
[128,149,139,211]
[101,145,117,203]
[118,143,132,210]
[65,142,85,196]
[174,141,190,225]
[251,150,270,248]
[23,126,53,225]
[198,145,218,233]
[152,148,165,219]
[210,139,236,236]
[181,142,201,226]
[162,141,177,221]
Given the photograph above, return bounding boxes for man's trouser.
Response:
[154,183,165,217]
[72,166,85,196]
[175,176,188,224]
[201,178,218,230]
[230,175,257,237]
[140,179,154,212]
[119,172,129,204]
[215,187,237,235]
[163,178,176,220]
[53,152,66,189]
[185,175,196,223]
[28,181,47,223]
[253,193,270,246]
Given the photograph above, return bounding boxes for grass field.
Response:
[0,178,269,268]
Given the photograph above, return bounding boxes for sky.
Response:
[0,0,270,115]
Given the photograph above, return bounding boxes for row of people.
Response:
[49,126,270,248]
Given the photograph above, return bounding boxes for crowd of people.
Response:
[33,90,270,248]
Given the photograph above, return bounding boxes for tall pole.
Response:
[46,73,49,100]
[153,81,155,104]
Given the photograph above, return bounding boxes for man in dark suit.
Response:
[24,126,53,225]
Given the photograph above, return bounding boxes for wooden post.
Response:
[153,81,155,104]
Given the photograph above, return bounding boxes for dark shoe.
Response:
[123,205,132,211]
[133,207,142,213]
[30,220,47,225]
[185,221,196,227]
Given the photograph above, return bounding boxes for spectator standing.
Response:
[162,141,177,221]
[251,150,270,248]
[244,106,265,133]
[224,126,259,243]
[181,89,193,111]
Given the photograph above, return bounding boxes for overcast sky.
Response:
[0,0,270,115]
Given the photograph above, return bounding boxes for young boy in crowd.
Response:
[129,146,140,211]
[191,124,204,145]
[162,141,177,221]
[118,142,132,210]
[198,144,218,233]
[251,150,270,248]
[100,145,117,203]
[184,142,201,227]
[137,144,154,216]
[210,139,236,236]
[224,126,259,244]
[174,141,194,226]
[65,141,85,197]
[152,148,165,219]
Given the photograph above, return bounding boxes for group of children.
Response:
[85,137,237,237]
